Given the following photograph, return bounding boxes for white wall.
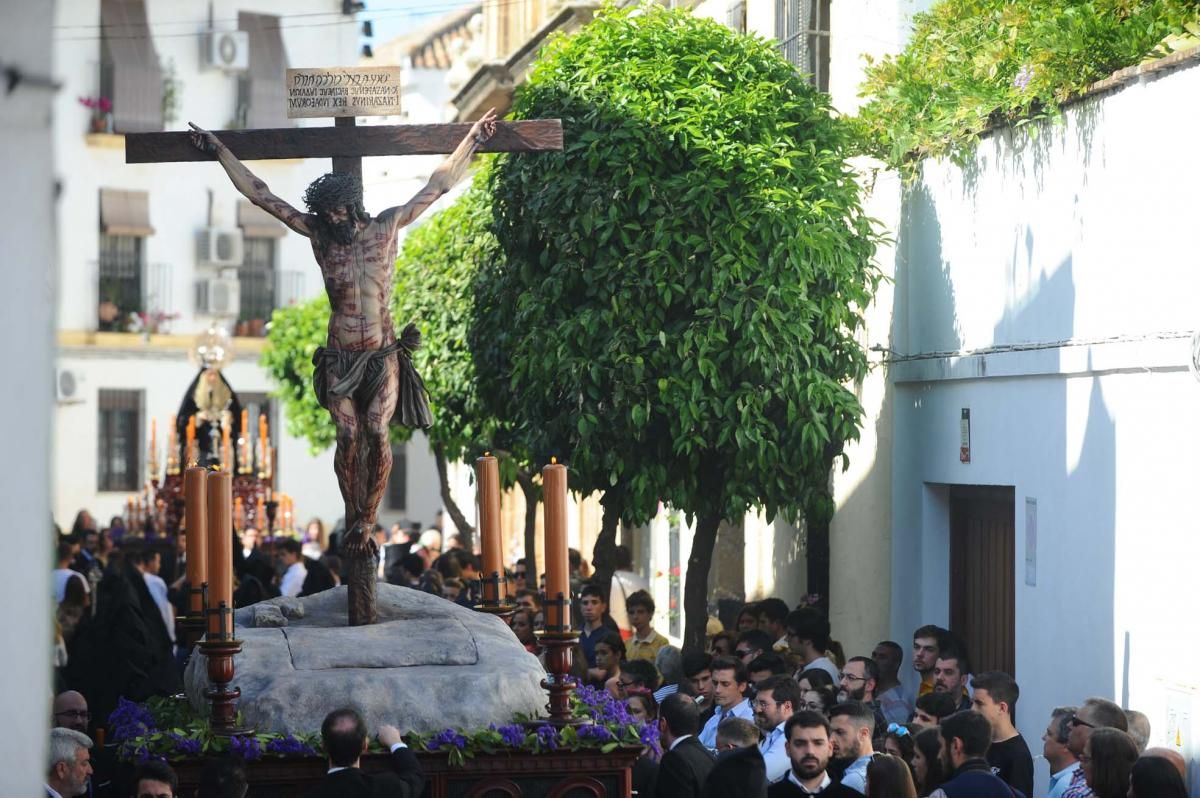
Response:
[891,60,1200,791]
[2,3,56,794]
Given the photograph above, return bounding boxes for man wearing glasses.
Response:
[52,691,91,734]
[837,657,887,739]
[1062,698,1129,798]
[753,675,802,783]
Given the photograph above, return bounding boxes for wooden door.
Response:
[949,486,1015,675]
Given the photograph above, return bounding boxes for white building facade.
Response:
[52,0,444,531]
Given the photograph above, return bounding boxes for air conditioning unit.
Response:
[195,272,241,317]
[56,368,85,404]
[204,30,250,71]
[197,228,245,267]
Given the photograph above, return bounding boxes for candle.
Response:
[542,458,569,630]
[150,417,157,454]
[234,496,244,531]
[183,467,208,615]
[221,425,231,470]
[206,469,234,639]
[255,495,265,532]
[185,417,196,465]
[476,454,503,602]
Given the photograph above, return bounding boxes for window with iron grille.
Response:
[99,234,143,331]
[776,0,831,91]
[728,0,747,33]
[98,389,143,491]
[239,237,276,324]
[386,443,408,511]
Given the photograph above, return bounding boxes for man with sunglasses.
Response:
[1062,698,1128,798]
[736,629,774,666]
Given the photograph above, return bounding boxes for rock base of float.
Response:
[184,584,547,734]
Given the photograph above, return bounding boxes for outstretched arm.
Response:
[384,109,498,232]
[188,122,313,238]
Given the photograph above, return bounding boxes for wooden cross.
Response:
[125,115,563,178]
[127,63,560,176]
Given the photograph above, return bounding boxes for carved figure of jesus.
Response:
[189,111,497,624]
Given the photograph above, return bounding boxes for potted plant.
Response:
[79,95,114,133]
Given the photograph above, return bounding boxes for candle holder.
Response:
[178,583,209,663]
[529,592,584,727]
[198,600,253,736]
[472,571,515,621]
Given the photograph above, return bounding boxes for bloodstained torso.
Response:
[313,215,397,352]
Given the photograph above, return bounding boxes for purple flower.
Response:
[168,733,202,757]
[639,721,661,754]
[573,685,606,709]
[1013,65,1033,91]
[577,724,613,744]
[229,735,262,762]
[535,724,560,751]
[429,729,468,751]
[497,724,527,748]
[108,697,156,743]
[265,735,317,756]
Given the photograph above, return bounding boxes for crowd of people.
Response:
[47,509,1189,798]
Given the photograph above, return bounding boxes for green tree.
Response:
[261,295,336,453]
[479,5,882,649]
[392,175,539,559]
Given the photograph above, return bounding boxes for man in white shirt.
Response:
[135,550,175,645]
[277,538,308,598]
[699,656,755,749]
[1044,706,1080,798]
[753,675,802,783]
[785,608,840,682]
[53,540,89,604]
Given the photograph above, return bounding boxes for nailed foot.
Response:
[341,523,379,560]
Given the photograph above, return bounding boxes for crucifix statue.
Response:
[127,67,562,626]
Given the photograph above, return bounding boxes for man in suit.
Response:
[767,711,858,797]
[304,708,425,798]
[656,693,716,798]
[701,717,768,798]
[46,727,93,798]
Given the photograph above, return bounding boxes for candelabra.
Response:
[532,592,584,727]
[198,600,253,736]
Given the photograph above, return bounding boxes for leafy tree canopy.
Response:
[855,0,1200,177]
[481,4,882,532]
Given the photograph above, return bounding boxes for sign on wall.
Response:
[286,66,402,119]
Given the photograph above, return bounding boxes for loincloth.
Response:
[312,323,432,429]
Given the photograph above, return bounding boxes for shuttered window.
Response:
[100,0,164,132]
[98,389,143,491]
[237,13,289,129]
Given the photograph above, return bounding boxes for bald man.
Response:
[52,691,90,734]
[1141,747,1187,780]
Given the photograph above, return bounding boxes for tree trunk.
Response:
[683,513,722,653]
[433,444,473,549]
[589,497,622,598]
[515,468,538,585]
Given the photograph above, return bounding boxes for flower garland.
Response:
[108,685,656,767]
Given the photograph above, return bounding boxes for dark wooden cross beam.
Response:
[125,117,563,180]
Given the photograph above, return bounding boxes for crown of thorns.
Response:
[303,172,363,214]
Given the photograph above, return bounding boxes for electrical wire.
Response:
[870,329,1194,364]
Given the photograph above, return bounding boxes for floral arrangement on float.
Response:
[109,685,656,767]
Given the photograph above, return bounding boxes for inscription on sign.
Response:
[286,66,402,119]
